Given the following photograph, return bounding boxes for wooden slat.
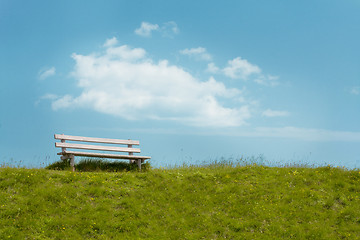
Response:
[58,151,151,160]
[55,142,141,153]
[54,134,139,145]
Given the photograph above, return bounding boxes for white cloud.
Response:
[35,93,58,106]
[105,45,146,61]
[220,57,280,86]
[103,37,118,47]
[254,74,279,86]
[41,93,58,100]
[161,21,179,38]
[350,86,360,95]
[134,22,159,37]
[180,47,212,61]
[52,38,250,127]
[203,126,360,142]
[206,62,220,73]
[38,67,56,80]
[249,127,360,142]
[135,21,179,38]
[52,95,74,110]
[223,57,261,80]
[262,109,289,117]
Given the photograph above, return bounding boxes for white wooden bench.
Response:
[54,134,151,171]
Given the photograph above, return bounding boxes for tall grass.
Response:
[45,158,151,172]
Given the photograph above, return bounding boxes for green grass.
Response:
[1,161,360,239]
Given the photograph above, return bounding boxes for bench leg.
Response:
[137,159,141,170]
[61,154,75,172]
[70,155,75,172]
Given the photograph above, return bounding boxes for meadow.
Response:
[0,159,359,239]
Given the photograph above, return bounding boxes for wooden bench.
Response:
[54,134,151,171]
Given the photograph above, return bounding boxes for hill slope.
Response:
[1,165,360,239]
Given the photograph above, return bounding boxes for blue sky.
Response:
[1,0,360,168]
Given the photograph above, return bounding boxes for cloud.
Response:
[38,67,56,80]
[103,37,118,47]
[202,126,360,142]
[254,74,279,86]
[206,62,220,73]
[248,127,360,142]
[35,93,58,106]
[161,21,179,38]
[134,22,159,37]
[105,45,146,61]
[262,109,289,117]
[180,47,212,61]
[350,86,360,95]
[52,95,73,110]
[135,21,179,38]
[223,57,261,80]
[216,56,279,86]
[35,93,72,109]
[41,93,58,100]
[51,38,251,127]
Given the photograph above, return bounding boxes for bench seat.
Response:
[58,151,151,161]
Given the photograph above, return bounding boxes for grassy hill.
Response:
[1,162,360,239]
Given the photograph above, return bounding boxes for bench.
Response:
[54,134,151,171]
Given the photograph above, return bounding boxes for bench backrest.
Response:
[54,134,141,154]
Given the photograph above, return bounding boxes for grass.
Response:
[1,160,360,239]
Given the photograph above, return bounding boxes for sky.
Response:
[1,0,360,168]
